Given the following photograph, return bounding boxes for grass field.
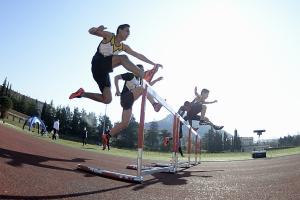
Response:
[2,117,300,162]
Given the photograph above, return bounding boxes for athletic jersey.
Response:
[178,101,202,119]
[178,106,186,118]
[193,97,204,104]
[121,73,142,94]
[98,35,124,56]
[186,102,202,118]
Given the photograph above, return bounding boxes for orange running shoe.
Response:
[153,103,162,112]
[144,64,160,82]
[69,88,85,99]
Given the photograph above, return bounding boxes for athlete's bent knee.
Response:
[120,121,130,129]
[103,96,112,104]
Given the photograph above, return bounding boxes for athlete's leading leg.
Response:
[109,109,132,137]
[146,93,162,112]
[112,55,144,78]
[200,105,207,121]
[81,87,112,104]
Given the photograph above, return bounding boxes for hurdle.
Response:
[77,81,201,183]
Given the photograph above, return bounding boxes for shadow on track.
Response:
[0,148,89,173]
[0,184,135,200]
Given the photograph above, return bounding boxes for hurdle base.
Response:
[77,164,143,183]
[252,150,267,158]
[126,164,175,175]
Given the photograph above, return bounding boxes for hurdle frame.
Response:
[77,81,201,183]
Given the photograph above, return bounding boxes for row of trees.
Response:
[278,135,300,147]
[200,129,241,152]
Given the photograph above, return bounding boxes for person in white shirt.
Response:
[102,64,163,149]
[52,119,59,140]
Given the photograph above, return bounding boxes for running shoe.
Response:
[199,120,209,125]
[213,125,224,130]
[178,146,184,157]
[153,103,162,112]
[144,65,159,82]
[69,88,85,99]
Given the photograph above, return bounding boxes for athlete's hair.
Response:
[117,24,130,34]
[201,88,209,95]
[184,101,190,107]
[137,64,144,71]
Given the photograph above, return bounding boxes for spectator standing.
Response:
[52,119,59,140]
[82,127,88,146]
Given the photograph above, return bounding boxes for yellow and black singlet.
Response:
[98,35,124,57]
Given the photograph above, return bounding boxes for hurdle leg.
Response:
[171,115,179,173]
[136,85,148,180]
[195,135,199,164]
[188,127,192,167]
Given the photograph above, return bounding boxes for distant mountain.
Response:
[145,114,215,138]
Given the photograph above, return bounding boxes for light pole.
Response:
[252,129,266,158]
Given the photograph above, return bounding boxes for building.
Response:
[240,137,254,152]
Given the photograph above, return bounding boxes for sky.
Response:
[1,0,299,140]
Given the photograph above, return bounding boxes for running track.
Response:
[0,124,300,200]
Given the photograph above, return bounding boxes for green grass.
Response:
[2,117,300,162]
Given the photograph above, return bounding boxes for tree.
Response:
[8,84,12,97]
[26,99,39,116]
[114,116,139,149]
[232,129,241,152]
[17,95,27,113]
[60,106,73,135]
[202,128,224,153]
[0,96,13,119]
[40,101,55,131]
[0,77,7,96]
[5,82,10,96]
[279,134,300,147]
[71,107,81,135]
[144,121,160,150]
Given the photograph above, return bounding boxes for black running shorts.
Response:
[186,103,202,119]
[121,91,134,110]
[91,52,113,93]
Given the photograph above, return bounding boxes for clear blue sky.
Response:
[1,0,300,139]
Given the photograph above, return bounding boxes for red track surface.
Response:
[1,124,300,200]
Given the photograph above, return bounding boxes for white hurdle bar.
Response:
[77,164,143,183]
[77,81,201,183]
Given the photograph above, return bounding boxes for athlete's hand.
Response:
[155,64,163,69]
[156,77,163,82]
[115,91,121,96]
[98,25,107,31]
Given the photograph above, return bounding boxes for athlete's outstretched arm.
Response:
[194,86,201,98]
[149,77,163,86]
[114,75,122,96]
[123,44,162,67]
[203,100,218,104]
[88,25,112,38]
